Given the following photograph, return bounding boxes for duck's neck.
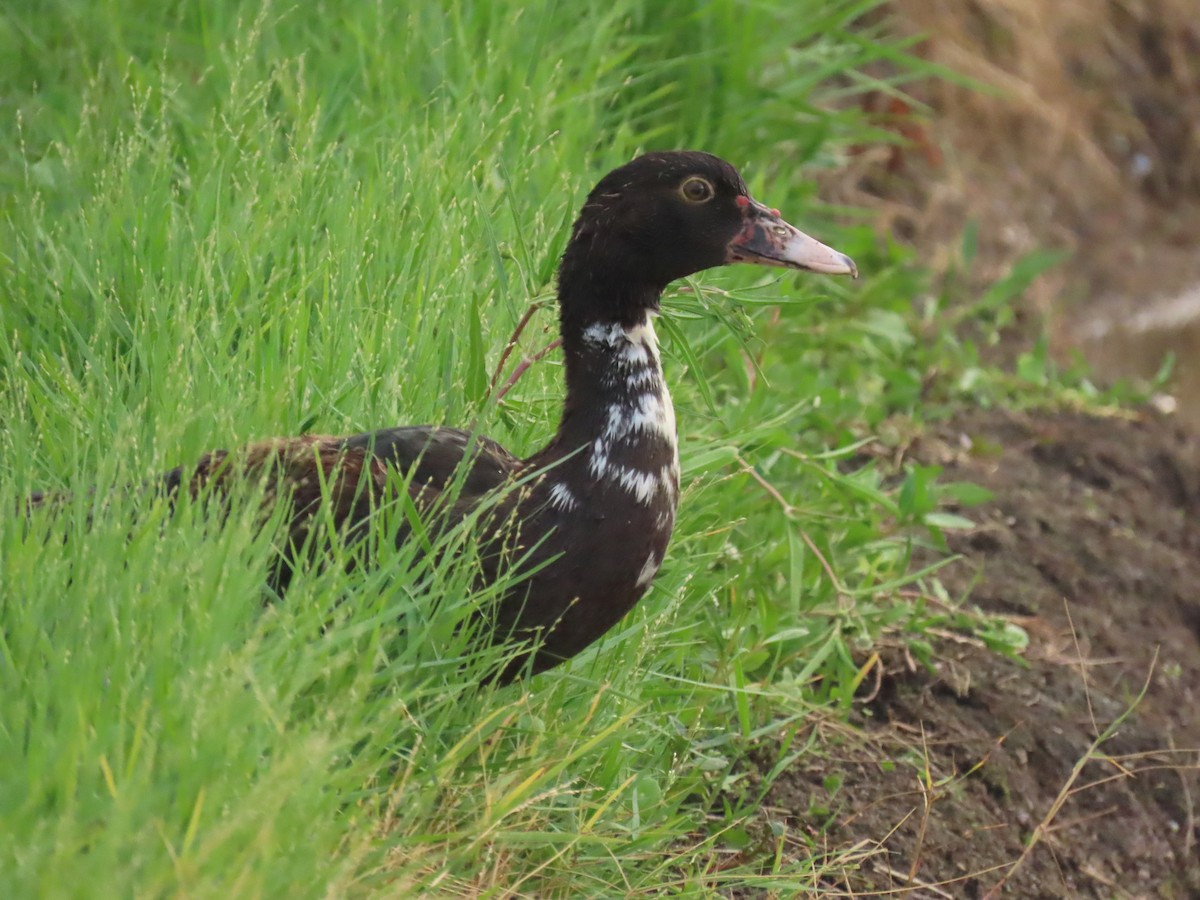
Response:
[532,278,679,516]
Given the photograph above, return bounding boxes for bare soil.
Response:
[827,0,1200,424]
[762,409,1200,897]
[742,6,1200,895]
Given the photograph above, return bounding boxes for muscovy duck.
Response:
[41,151,857,681]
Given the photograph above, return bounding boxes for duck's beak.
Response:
[726,198,858,278]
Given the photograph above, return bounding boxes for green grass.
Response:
[0,1,1053,895]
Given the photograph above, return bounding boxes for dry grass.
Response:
[831,0,1200,318]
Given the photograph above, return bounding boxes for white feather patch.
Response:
[582,321,624,347]
[601,390,676,442]
[624,318,658,350]
[620,340,650,366]
[628,390,676,439]
[636,552,662,588]
[582,317,662,365]
[661,465,679,499]
[581,313,680,507]
[616,465,662,505]
[589,436,610,478]
[623,366,660,388]
[547,482,579,512]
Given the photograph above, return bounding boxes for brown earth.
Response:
[743,5,1200,895]
[760,409,1200,897]
[825,0,1200,424]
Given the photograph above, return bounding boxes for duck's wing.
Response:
[337,426,519,496]
[151,427,516,591]
[163,435,389,531]
[28,427,520,591]
[159,426,517,504]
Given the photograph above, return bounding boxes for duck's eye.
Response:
[679,176,715,204]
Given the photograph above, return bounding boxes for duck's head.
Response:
[562,150,857,302]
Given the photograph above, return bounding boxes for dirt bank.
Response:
[765,409,1200,897]
[829,0,1200,423]
[745,7,1200,894]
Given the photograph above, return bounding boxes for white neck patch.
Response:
[580,316,681,507]
[581,315,662,366]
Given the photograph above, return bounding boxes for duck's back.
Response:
[338,426,519,496]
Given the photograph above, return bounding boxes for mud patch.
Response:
[763,409,1200,897]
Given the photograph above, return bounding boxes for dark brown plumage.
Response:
[41,151,857,682]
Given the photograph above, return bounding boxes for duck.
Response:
[41,151,857,682]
